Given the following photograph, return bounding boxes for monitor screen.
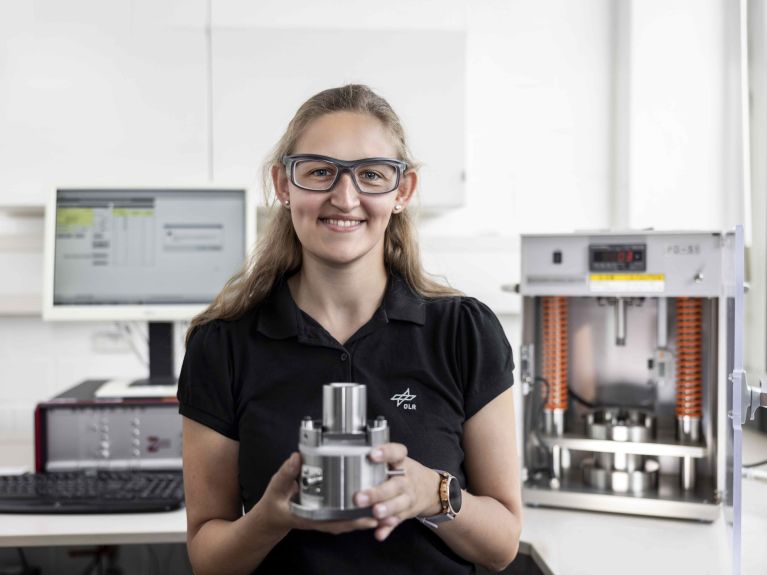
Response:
[43,187,254,321]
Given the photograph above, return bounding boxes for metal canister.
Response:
[290,383,389,520]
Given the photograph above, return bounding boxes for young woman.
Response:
[178,84,522,574]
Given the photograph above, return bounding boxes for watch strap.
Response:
[418,470,457,529]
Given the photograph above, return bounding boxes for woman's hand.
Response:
[258,446,439,541]
[258,452,378,536]
[353,443,442,541]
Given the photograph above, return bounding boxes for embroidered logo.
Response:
[390,388,417,410]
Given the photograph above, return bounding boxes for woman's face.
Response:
[274,111,416,269]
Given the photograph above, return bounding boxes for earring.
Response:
[284,200,291,208]
[394,204,402,212]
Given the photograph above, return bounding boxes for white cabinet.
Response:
[211,28,466,208]
[0,2,209,206]
[0,2,465,210]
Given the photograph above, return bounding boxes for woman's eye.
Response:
[360,170,381,181]
[311,168,332,177]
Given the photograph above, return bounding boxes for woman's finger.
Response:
[374,516,401,542]
[371,492,415,521]
[354,475,407,507]
[369,443,408,465]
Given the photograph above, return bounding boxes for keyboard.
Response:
[0,470,184,514]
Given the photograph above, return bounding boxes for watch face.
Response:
[448,476,462,513]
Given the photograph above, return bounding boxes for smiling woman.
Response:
[177,84,522,575]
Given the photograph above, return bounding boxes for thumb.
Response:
[268,452,301,497]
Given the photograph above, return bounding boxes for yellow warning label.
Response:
[589,273,665,293]
[590,274,665,282]
[56,208,93,227]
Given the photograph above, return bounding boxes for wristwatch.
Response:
[418,470,462,529]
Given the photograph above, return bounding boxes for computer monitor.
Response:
[43,186,255,390]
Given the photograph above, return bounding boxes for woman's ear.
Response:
[272,164,290,206]
[394,170,418,210]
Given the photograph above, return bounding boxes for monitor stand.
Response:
[95,322,178,399]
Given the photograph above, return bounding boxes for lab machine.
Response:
[518,229,764,522]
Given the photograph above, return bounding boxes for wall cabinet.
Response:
[0,5,209,206]
[211,28,466,208]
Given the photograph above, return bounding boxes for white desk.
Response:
[0,509,187,548]
[0,440,187,547]
[1,432,766,573]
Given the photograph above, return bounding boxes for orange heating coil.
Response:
[541,296,569,411]
[675,297,704,418]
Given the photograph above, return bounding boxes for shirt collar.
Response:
[255,273,425,340]
[382,274,426,325]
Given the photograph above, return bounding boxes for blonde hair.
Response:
[187,84,460,342]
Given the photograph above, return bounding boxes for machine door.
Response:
[725,225,745,575]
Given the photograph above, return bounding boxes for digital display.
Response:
[589,244,647,271]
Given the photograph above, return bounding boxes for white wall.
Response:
[420,0,611,314]
[624,0,730,231]
[0,0,745,444]
[747,0,767,378]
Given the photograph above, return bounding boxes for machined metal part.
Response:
[582,458,659,494]
[657,297,668,347]
[582,408,660,494]
[290,383,389,520]
[616,297,627,346]
[677,415,701,490]
[737,371,767,424]
[586,408,656,442]
[544,409,565,437]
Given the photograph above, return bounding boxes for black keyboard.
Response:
[0,470,184,514]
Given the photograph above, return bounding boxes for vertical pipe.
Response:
[616,297,627,346]
[658,297,668,347]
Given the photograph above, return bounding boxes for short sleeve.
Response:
[456,298,515,419]
[177,321,239,440]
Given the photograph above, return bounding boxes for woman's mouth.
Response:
[319,218,365,231]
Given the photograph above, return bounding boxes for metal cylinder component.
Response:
[583,408,659,494]
[323,383,366,434]
[544,408,566,437]
[582,458,660,494]
[291,383,389,520]
[616,297,627,346]
[551,444,562,488]
[657,297,668,348]
[677,415,701,491]
[586,408,656,442]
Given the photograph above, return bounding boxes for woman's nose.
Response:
[330,172,361,211]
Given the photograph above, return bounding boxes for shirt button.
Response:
[340,353,348,361]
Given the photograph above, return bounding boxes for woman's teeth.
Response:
[322,219,362,227]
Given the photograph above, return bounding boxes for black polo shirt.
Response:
[178,274,514,575]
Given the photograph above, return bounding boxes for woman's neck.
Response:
[288,256,388,344]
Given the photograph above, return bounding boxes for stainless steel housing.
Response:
[520,231,738,521]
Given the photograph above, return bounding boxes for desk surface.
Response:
[2,432,766,574]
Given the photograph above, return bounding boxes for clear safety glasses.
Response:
[282,154,408,195]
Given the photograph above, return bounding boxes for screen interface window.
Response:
[53,189,246,305]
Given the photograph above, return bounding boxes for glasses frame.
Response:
[282,154,408,195]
